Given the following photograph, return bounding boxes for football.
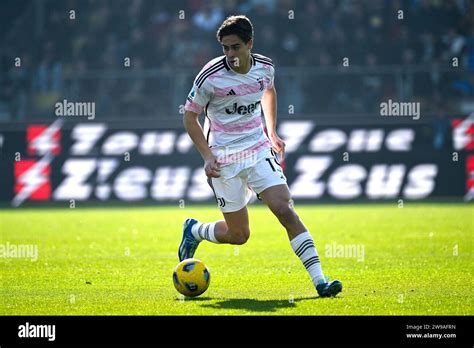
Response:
[173,258,210,297]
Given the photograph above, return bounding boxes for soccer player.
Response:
[179,15,342,297]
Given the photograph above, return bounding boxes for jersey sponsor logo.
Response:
[225,101,261,115]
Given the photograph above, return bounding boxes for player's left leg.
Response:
[257,183,342,297]
[258,184,305,239]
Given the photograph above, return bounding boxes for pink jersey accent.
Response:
[214,138,271,165]
[184,100,204,114]
[210,116,262,133]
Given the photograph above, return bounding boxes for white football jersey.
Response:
[184,53,275,171]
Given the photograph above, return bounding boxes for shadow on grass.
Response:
[174,297,213,302]
[199,296,317,313]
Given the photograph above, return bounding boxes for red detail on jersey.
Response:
[14,160,51,200]
[27,125,61,156]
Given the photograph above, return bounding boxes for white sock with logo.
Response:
[191,221,220,244]
[290,231,326,287]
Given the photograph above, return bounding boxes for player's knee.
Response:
[230,227,250,245]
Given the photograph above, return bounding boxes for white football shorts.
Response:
[207,148,287,213]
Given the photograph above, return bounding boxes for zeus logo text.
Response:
[225,101,261,115]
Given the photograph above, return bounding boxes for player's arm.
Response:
[183,111,212,160]
[262,86,286,160]
[183,111,221,178]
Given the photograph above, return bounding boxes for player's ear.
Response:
[247,39,253,50]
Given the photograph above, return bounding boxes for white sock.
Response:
[290,231,326,287]
[191,221,220,244]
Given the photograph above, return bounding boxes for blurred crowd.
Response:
[1,0,473,120]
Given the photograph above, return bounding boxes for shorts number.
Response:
[265,158,276,172]
[270,149,282,166]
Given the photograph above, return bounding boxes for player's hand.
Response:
[204,155,221,178]
[269,133,286,161]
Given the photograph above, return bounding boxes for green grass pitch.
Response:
[0,204,472,315]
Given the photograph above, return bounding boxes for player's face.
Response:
[221,35,253,68]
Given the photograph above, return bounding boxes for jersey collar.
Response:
[223,55,255,74]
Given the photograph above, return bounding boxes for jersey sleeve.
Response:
[266,64,275,90]
[184,79,213,115]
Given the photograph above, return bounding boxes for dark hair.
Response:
[216,15,254,43]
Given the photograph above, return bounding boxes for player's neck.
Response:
[229,55,251,74]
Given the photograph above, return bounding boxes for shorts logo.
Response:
[217,197,226,207]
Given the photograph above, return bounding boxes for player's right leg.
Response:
[178,174,252,261]
[218,206,250,244]
[178,206,250,262]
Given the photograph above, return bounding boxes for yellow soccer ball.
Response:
[173,258,210,297]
